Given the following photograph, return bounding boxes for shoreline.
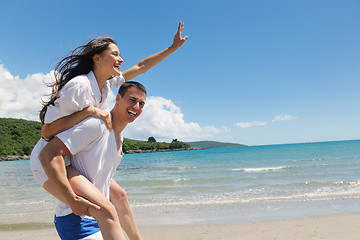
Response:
[124,147,201,154]
[1,212,360,240]
[0,148,202,161]
[0,155,30,161]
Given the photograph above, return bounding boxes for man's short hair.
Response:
[118,81,147,97]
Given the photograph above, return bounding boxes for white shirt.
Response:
[45,71,125,123]
[30,71,125,172]
[55,117,123,217]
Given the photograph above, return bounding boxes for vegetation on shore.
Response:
[0,118,42,157]
[0,118,244,161]
[123,138,192,153]
[0,118,191,159]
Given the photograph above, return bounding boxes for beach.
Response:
[1,213,360,240]
[1,141,360,239]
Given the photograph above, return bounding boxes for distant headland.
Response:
[0,118,244,161]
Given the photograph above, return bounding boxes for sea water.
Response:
[1,140,360,226]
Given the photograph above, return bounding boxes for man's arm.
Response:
[39,137,99,215]
[122,21,188,81]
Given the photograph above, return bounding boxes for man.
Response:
[39,81,146,240]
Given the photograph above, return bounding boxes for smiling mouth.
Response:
[128,110,137,117]
[114,64,121,70]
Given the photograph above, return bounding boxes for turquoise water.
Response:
[1,140,360,225]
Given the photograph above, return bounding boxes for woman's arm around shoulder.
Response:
[41,75,111,140]
[42,106,111,140]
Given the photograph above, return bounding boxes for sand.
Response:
[1,213,359,240]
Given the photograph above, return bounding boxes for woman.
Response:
[30,21,188,240]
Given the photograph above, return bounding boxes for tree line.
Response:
[0,118,190,157]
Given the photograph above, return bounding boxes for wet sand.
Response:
[1,213,359,240]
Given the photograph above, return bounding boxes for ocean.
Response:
[1,140,360,227]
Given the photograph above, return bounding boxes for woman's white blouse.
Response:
[44,71,125,124]
[30,71,125,172]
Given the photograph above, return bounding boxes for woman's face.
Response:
[97,43,123,76]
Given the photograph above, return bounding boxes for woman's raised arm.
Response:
[122,21,188,81]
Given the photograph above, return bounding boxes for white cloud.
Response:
[0,65,229,142]
[272,114,297,122]
[123,96,229,141]
[0,64,53,121]
[235,120,267,128]
[235,114,297,128]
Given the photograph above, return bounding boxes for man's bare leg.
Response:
[67,166,127,240]
[110,180,143,240]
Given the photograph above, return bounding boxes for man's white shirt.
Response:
[55,117,123,217]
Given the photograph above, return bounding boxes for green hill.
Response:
[122,138,191,153]
[0,118,42,156]
[0,118,191,158]
[185,141,245,149]
[0,118,243,159]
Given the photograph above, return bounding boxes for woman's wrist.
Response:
[169,44,179,51]
[84,106,95,117]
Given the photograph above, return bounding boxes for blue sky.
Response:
[0,0,359,145]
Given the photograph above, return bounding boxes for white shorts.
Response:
[32,170,49,186]
[31,155,71,186]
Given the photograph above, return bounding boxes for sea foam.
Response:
[232,166,289,172]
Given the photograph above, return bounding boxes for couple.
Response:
[30,22,188,240]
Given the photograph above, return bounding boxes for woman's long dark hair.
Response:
[39,37,117,124]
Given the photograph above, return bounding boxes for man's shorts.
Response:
[54,213,102,240]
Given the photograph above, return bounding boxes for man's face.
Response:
[117,86,146,123]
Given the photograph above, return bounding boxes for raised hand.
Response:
[171,21,189,49]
